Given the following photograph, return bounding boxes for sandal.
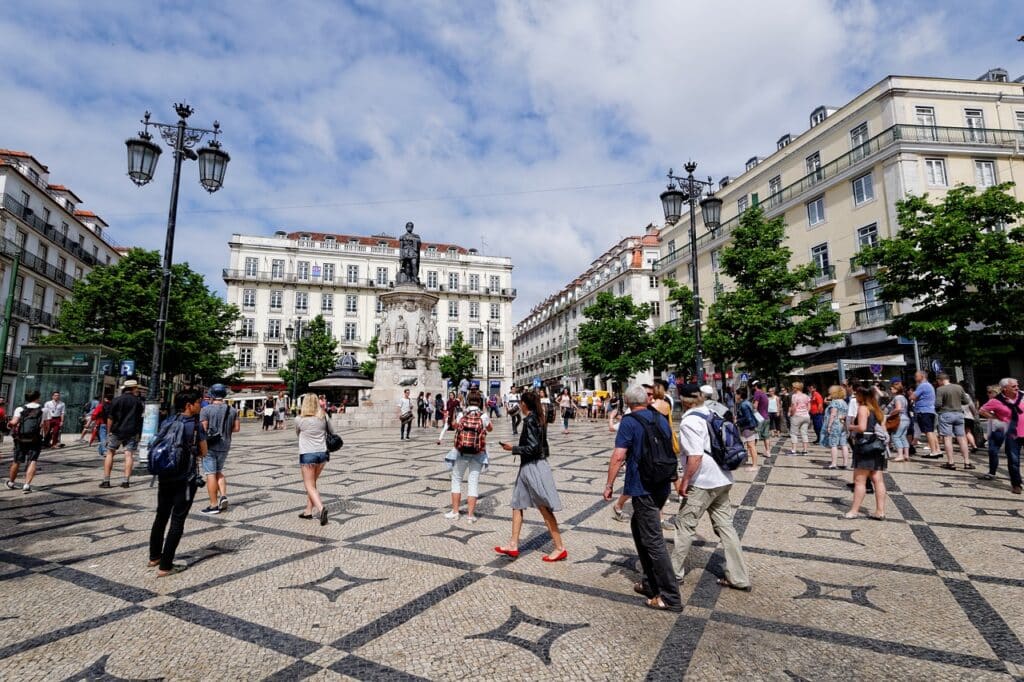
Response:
[298,512,313,519]
[716,578,752,592]
[157,565,187,577]
[869,514,886,521]
[634,582,655,598]
[840,513,861,520]
[644,597,682,612]
[963,463,976,470]
[941,463,956,470]
[825,464,837,470]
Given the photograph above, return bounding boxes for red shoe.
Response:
[542,549,568,563]
[494,546,519,558]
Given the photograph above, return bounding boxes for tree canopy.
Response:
[438,332,476,382]
[856,183,1024,366]
[578,291,652,389]
[704,206,839,379]
[648,278,697,376]
[279,315,338,393]
[44,248,239,383]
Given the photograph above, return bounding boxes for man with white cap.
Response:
[101,379,144,488]
[701,385,730,420]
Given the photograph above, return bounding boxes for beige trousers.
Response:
[671,484,750,588]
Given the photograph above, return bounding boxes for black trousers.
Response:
[149,478,197,571]
[630,488,682,608]
[400,417,412,439]
[510,412,521,434]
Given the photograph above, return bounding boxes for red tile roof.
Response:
[0,149,49,172]
[47,184,84,202]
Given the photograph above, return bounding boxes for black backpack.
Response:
[623,412,678,490]
[16,406,43,444]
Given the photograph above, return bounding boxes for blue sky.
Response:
[1,0,1021,318]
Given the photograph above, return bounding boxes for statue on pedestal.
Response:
[415,317,428,356]
[380,323,392,355]
[396,221,421,285]
[427,319,439,358]
[393,315,409,355]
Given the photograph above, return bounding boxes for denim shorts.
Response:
[202,449,228,475]
[299,451,329,466]
[106,432,138,452]
[938,411,965,437]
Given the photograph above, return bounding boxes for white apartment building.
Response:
[513,227,662,393]
[655,68,1024,385]
[223,230,516,395]
[0,149,122,400]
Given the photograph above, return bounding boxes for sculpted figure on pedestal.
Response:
[397,221,421,285]
[393,315,409,355]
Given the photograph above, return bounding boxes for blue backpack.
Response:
[699,411,747,470]
[146,415,197,479]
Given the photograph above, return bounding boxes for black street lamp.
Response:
[125,103,230,403]
[659,162,722,383]
[285,318,304,411]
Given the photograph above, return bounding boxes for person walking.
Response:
[5,390,43,493]
[735,387,759,470]
[936,373,973,470]
[42,391,65,449]
[148,389,206,576]
[442,391,491,522]
[671,383,751,591]
[275,396,287,430]
[787,382,811,456]
[504,386,521,435]
[959,381,980,451]
[910,370,940,457]
[89,395,111,456]
[604,385,681,611]
[445,391,461,430]
[79,395,100,442]
[295,393,333,525]
[262,398,275,431]
[821,385,850,469]
[750,381,771,461]
[539,387,555,425]
[458,377,470,402]
[102,380,144,489]
[433,392,445,429]
[397,388,414,441]
[486,392,501,419]
[767,387,781,436]
[888,380,912,462]
[495,390,567,562]
[198,384,240,515]
[980,385,1005,479]
[808,385,825,444]
[978,378,1022,495]
[844,386,888,520]
[558,388,573,434]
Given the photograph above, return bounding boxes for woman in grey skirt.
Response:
[495,390,567,562]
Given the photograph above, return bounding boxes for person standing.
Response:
[751,381,771,462]
[558,388,573,434]
[700,385,730,420]
[978,378,1022,495]
[433,392,445,429]
[910,370,940,457]
[821,385,850,469]
[102,380,144,489]
[959,381,980,451]
[397,388,414,440]
[808,385,825,444]
[887,380,912,462]
[604,385,681,611]
[936,373,973,470]
[788,382,811,456]
[496,390,567,562]
[844,386,888,520]
[442,391,491,522]
[672,384,751,591]
[295,393,333,524]
[275,395,287,430]
[148,389,206,576]
[735,387,759,470]
[198,384,240,515]
[5,390,43,493]
[486,392,501,419]
[458,377,470,402]
[79,395,100,442]
[416,391,428,429]
[767,387,781,436]
[262,398,275,431]
[504,386,521,435]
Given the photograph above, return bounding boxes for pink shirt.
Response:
[790,392,810,417]
[981,394,1024,438]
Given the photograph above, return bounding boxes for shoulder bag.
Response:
[324,416,343,452]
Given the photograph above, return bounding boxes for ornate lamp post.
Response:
[659,162,722,383]
[125,103,229,403]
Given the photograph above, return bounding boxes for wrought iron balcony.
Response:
[854,303,893,327]
[262,333,285,344]
[235,331,258,343]
[809,264,836,289]
[849,254,878,278]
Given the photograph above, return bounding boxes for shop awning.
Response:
[788,354,907,376]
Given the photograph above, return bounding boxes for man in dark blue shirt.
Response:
[603,385,681,611]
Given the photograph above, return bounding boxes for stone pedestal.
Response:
[336,285,444,429]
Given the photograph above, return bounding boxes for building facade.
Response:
[654,69,1024,383]
[0,149,122,401]
[513,227,662,393]
[223,230,516,395]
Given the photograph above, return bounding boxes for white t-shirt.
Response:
[44,400,65,418]
[398,397,413,416]
[504,393,519,406]
[847,396,859,425]
[13,402,42,421]
[679,406,734,489]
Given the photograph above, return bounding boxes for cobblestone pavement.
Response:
[1,417,1023,680]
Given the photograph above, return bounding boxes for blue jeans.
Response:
[989,430,1021,488]
[96,424,107,457]
[811,414,824,441]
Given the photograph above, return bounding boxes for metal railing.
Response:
[854,303,892,326]
[809,264,836,288]
[849,254,878,278]
[235,331,258,342]
[2,354,19,372]
[0,236,77,290]
[1,193,102,266]
[262,333,285,343]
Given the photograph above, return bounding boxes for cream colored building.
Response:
[223,230,516,394]
[513,227,662,392]
[655,68,1024,382]
[0,149,122,400]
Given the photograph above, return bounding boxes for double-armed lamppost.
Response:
[659,162,723,383]
[125,103,230,402]
[285,317,305,411]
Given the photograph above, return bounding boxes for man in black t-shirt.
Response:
[101,380,145,489]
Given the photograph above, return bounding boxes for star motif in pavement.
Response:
[61,654,164,681]
[799,494,846,510]
[263,471,292,481]
[231,492,275,510]
[466,606,589,665]
[15,508,74,524]
[574,546,638,575]
[797,525,865,546]
[967,506,1023,518]
[74,524,134,543]
[280,567,386,603]
[793,575,885,612]
[177,534,257,567]
[331,476,363,488]
[413,485,447,497]
[330,508,375,526]
[935,480,983,490]
[423,526,494,545]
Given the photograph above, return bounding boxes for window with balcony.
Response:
[345,295,357,314]
[375,297,384,314]
[238,348,253,369]
[806,196,825,226]
[427,271,438,289]
[810,242,831,278]
[448,327,458,344]
[297,261,310,281]
[925,158,947,187]
[806,152,822,182]
[489,354,501,373]
[240,318,255,336]
[852,173,874,206]
[242,289,256,309]
[863,278,881,306]
[271,259,284,279]
[270,290,283,310]
[266,348,280,370]
[964,108,986,142]
[469,301,480,320]
[376,267,388,285]
[448,272,459,290]
[737,195,748,214]
[322,293,333,312]
[244,257,258,277]
[489,275,500,291]
[38,243,48,263]
[267,319,281,338]
[53,294,63,319]
[346,265,359,284]
[974,160,996,188]
[914,106,938,140]
[295,292,308,312]
[469,274,480,291]
[448,300,459,319]
[490,303,500,321]
[857,223,879,250]
[344,322,357,341]
[74,266,83,280]
[617,281,626,295]
[768,175,782,197]
[850,122,869,159]
[322,263,334,282]
[650,301,660,317]
[1016,111,1024,132]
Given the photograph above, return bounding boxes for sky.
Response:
[1,0,1021,320]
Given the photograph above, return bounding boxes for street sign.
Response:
[739,372,749,383]
[533,377,541,389]
[99,360,113,375]
[931,360,943,374]
[119,360,135,377]
[869,364,882,375]
[667,373,676,386]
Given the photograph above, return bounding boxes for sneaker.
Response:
[4,480,16,490]
[466,515,478,524]
[119,481,130,489]
[611,505,625,521]
[218,496,228,511]
[22,484,31,493]
[979,473,996,481]
[200,506,220,515]
[99,481,112,488]
[443,510,460,520]
[660,519,674,531]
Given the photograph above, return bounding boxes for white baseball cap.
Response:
[700,385,716,399]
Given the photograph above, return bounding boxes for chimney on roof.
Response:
[978,67,1009,82]
[274,230,286,237]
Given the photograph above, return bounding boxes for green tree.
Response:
[438,332,476,382]
[44,248,239,383]
[360,335,379,377]
[648,278,697,374]
[577,291,652,390]
[856,183,1024,366]
[279,315,338,393]
[704,206,839,379]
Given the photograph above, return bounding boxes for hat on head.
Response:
[210,383,228,398]
[122,379,139,388]
[700,384,715,399]
[641,383,654,389]
[679,383,702,398]
[750,379,761,387]
[889,377,903,384]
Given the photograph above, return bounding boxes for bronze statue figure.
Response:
[397,221,421,285]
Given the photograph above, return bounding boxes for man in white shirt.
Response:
[672,383,751,590]
[397,388,414,441]
[700,385,730,420]
[504,387,521,435]
[43,391,66,449]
